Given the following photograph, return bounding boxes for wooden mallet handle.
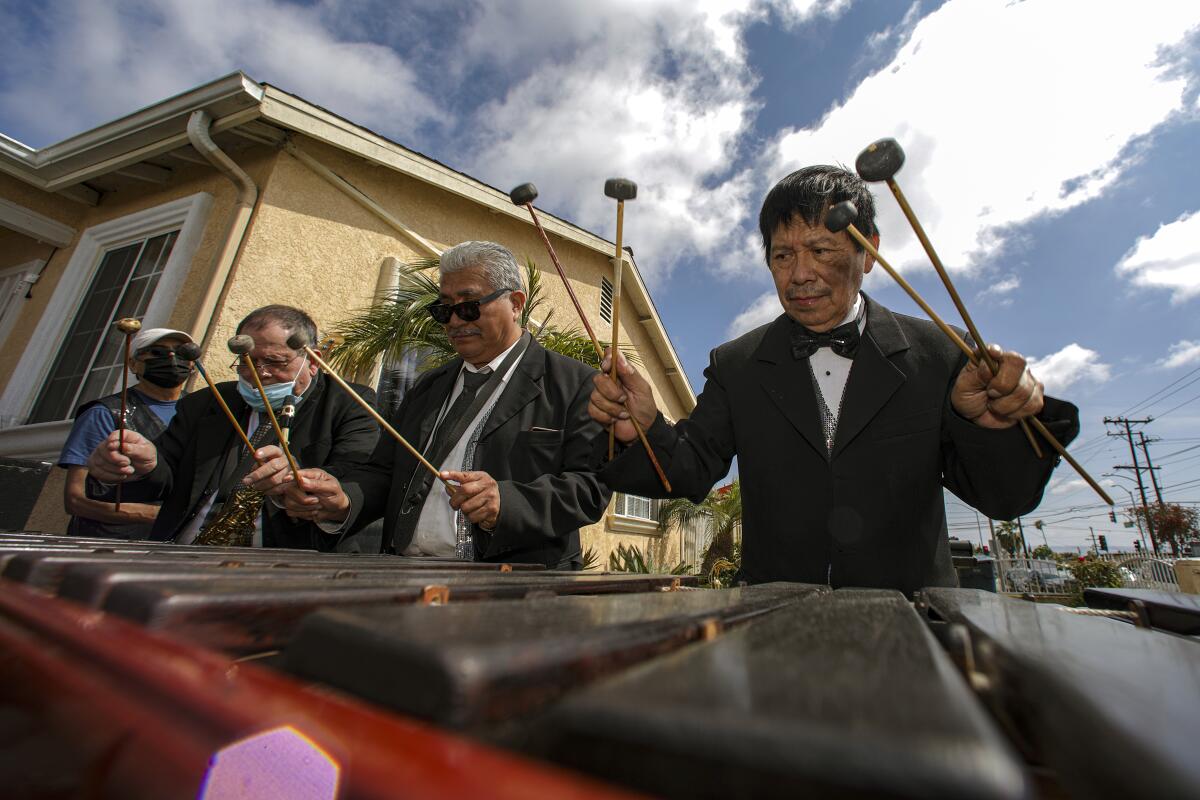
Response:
[113,318,141,511]
[227,335,302,484]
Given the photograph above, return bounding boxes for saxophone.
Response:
[195,393,298,548]
[193,485,264,547]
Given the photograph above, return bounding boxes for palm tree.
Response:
[658,479,742,579]
[328,257,635,378]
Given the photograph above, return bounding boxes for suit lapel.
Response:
[481,342,545,440]
[190,384,241,498]
[831,295,909,458]
[414,362,459,451]
[755,316,828,460]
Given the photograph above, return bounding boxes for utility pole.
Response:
[1016,517,1031,559]
[1089,526,1099,555]
[988,517,1005,592]
[1137,432,1165,505]
[1105,416,1159,554]
[973,511,986,551]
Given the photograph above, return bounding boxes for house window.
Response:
[614,492,659,522]
[27,231,178,423]
[600,276,613,324]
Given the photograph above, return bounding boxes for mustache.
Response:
[785,287,829,300]
[447,327,482,339]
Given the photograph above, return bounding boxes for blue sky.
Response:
[3,0,1200,551]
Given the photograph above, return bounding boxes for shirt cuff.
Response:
[316,498,352,534]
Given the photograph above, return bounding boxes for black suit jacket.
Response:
[600,296,1079,595]
[143,373,380,550]
[340,338,611,567]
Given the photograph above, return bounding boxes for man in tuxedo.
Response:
[589,166,1079,595]
[86,305,379,550]
[266,241,610,568]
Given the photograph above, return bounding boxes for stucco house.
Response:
[0,72,697,567]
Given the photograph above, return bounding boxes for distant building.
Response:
[0,73,696,565]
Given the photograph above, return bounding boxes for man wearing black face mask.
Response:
[58,327,195,539]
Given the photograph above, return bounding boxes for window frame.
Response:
[0,192,212,456]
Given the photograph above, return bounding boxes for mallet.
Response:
[509,182,671,492]
[855,137,1043,459]
[176,343,262,464]
[227,335,302,484]
[823,201,1113,506]
[604,178,637,460]
[113,317,141,511]
[285,333,454,491]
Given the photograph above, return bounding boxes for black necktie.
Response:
[791,320,860,359]
[425,367,493,466]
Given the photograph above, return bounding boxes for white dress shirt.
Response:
[808,293,865,425]
[403,337,527,557]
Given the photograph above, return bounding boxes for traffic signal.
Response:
[1098,535,1108,551]
[1108,510,1117,523]
[1134,540,1142,552]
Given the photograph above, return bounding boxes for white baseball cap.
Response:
[131,327,195,354]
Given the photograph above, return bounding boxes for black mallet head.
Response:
[604,178,637,201]
[824,201,859,234]
[227,335,255,356]
[855,138,906,183]
[177,343,202,362]
[509,183,538,206]
[286,332,311,351]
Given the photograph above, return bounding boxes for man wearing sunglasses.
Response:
[87,305,380,550]
[264,240,610,569]
[58,327,196,539]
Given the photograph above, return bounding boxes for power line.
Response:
[1121,364,1200,416]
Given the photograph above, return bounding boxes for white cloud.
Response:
[1050,477,1089,496]
[727,290,783,338]
[0,0,439,146]
[1028,343,1112,395]
[976,274,1020,304]
[461,0,848,283]
[1157,339,1200,369]
[1115,210,1200,302]
[759,0,1200,276]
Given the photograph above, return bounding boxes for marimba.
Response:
[0,532,1195,799]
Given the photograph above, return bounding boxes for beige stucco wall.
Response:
[0,227,57,272]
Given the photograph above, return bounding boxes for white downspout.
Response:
[186,110,259,384]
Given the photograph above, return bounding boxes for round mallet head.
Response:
[115,318,142,335]
[824,201,859,234]
[177,343,202,362]
[227,334,255,356]
[855,138,906,183]
[604,178,637,201]
[509,183,538,206]
[286,332,311,351]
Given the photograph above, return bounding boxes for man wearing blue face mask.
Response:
[87,305,380,550]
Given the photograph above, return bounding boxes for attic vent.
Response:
[600,276,614,324]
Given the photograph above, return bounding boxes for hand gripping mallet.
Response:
[855,138,1043,459]
[509,182,671,492]
[603,178,637,461]
[113,317,142,511]
[823,201,1113,506]
[285,333,455,492]
[176,343,263,465]
[227,335,302,484]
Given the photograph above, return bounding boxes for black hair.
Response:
[758,165,878,263]
[236,305,319,349]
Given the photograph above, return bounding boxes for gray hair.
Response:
[439,241,524,293]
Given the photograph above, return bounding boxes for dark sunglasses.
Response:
[138,345,188,359]
[426,287,514,324]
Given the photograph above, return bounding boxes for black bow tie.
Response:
[791,320,860,359]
